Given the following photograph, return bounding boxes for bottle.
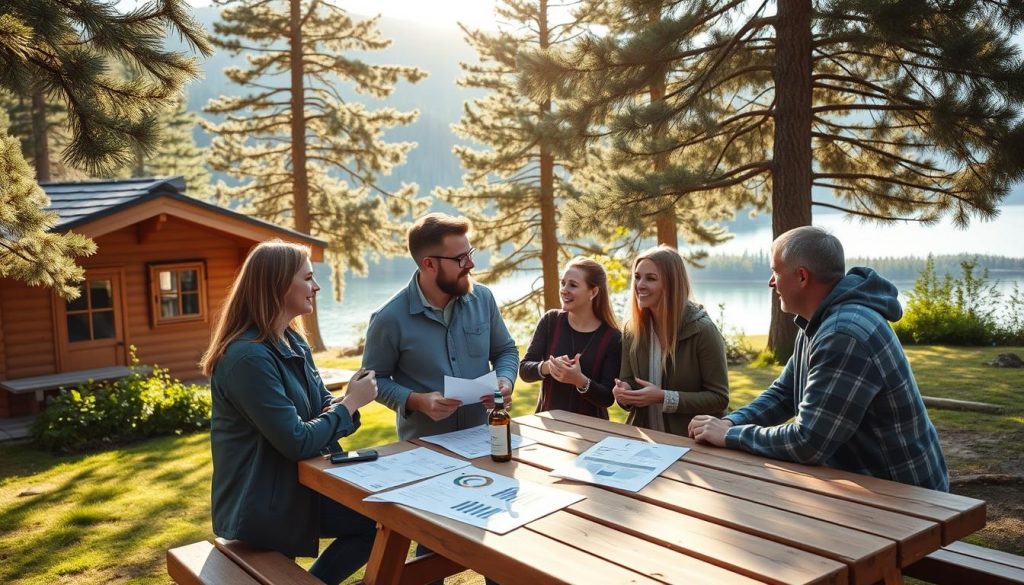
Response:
[489,389,511,462]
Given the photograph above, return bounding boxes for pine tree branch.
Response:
[814,172,955,196]
[810,200,930,221]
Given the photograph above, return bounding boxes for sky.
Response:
[183,0,500,29]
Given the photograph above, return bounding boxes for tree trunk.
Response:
[30,85,51,183]
[767,0,813,362]
[650,8,677,249]
[538,0,560,310]
[289,0,325,351]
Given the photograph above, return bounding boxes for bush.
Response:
[893,255,1024,345]
[31,348,210,453]
[714,303,756,364]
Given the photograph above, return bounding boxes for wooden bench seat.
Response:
[0,365,151,400]
[214,538,324,585]
[168,539,323,585]
[167,540,260,585]
[904,540,1024,584]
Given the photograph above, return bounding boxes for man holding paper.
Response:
[363,213,520,441]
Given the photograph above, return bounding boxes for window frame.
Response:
[147,260,209,327]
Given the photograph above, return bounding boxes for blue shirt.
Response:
[362,274,520,440]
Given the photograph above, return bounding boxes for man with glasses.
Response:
[362,212,519,441]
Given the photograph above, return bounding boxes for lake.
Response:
[315,205,1024,347]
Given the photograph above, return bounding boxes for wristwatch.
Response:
[576,378,591,394]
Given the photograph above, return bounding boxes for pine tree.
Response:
[203,1,427,350]
[436,0,597,318]
[527,0,1024,358]
[0,90,86,182]
[0,110,96,298]
[0,0,213,175]
[120,93,212,199]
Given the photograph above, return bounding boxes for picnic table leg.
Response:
[881,567,904,585]
[361,524,411,585]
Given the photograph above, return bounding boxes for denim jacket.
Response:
[210,327,360,557]
[363,274,519,440]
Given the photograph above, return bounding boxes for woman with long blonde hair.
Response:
[201,240,378,585]
[613,245,729,435]
[519,257,622,419]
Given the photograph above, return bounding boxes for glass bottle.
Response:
[489,389,511,462]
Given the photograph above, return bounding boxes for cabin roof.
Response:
[41,176,327,250]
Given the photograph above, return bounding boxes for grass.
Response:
[1,343,1022,584]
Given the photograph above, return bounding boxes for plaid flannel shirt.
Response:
[725,268,949,491]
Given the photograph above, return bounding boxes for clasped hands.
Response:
[611,377,665,407]
[542,354,588,388]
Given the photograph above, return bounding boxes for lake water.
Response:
[316,205,1024,347]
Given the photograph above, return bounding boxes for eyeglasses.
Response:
[429,248,476,268]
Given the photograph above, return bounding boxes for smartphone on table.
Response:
[330,449,379,464]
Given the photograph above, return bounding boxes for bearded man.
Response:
[362,213,519,441]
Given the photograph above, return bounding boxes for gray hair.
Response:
[771,226,845,284]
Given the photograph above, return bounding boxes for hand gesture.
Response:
[481,376,514,408]
[339,369,377,413]
[412,391,462,421]
[612,377,664,407]
[546,354,586,387]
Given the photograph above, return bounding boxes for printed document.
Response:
[443,371,497,405]
[365,467,584,534]
[549,436,688,492]
[325,447,469,492]
[421,424,536,459]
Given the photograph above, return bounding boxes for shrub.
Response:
[31,348,210,453]
[714,303,756,365]
[893,255,1024,345]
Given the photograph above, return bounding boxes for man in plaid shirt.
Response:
[689,227,949,491]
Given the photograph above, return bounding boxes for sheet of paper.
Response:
[420,424,536,459]
[325,447,469,492]
[365,467,584,534]
[443,371,498,405]
[549,436,688,492]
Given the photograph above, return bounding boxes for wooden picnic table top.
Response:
[298,409,986,585]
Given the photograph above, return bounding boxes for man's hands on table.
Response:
[688,415,734,447]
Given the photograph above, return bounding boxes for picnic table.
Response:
[298,409,986,585]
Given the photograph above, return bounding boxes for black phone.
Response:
[330,449,379,464]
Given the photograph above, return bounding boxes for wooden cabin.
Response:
[0,177,326,418]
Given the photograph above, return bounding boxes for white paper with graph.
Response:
[548,436,688,492]
[364,467,584,534]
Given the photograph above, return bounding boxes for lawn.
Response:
[1,343,1021,584]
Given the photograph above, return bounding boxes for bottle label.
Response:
[490,425,510,456]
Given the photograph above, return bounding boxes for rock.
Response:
[989,352,1024,368]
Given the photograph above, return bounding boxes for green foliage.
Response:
[751,348,783,368]
[894,255,1024,345]
[714,303,756,365]
[31,349,210,453]
[0,109,96,298]
[0,0,212,174]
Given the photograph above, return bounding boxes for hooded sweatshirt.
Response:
[724,268,949,491]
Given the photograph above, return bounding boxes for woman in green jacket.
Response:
[200,240,379,585]
[613,245,730,436]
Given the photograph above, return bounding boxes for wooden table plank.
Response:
[464,455,848,585]
[507,438,893,585]
[511,420,942,566]
[300,446,665,585]
[528,410,986,543]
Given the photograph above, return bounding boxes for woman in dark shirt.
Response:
[200,240,379,585]
[520,257,622,419]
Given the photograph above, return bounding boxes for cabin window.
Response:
[149,262,207,325]
[65,279,116,342]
